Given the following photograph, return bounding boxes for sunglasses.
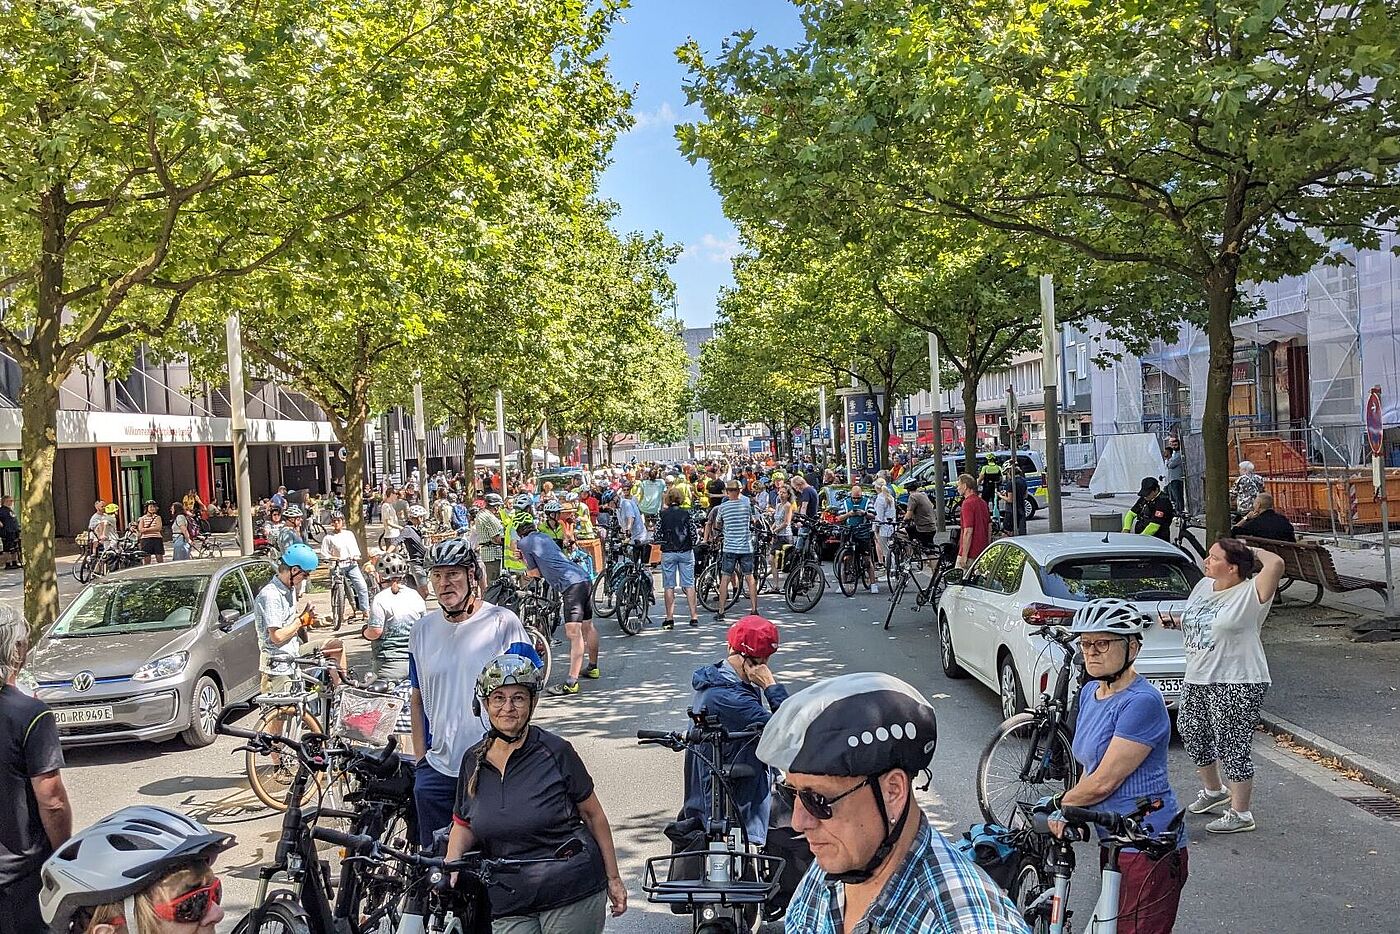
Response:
[151,877,222,924]
[775,777,872,820]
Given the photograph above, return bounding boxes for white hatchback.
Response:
[936,533,1199,720]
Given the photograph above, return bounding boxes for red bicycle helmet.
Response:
[728,615,780,660]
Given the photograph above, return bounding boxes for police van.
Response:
[897,450,1048,520]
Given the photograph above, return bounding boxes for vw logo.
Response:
[71,671,95,693]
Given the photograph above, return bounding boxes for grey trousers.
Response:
[492,890,607,934]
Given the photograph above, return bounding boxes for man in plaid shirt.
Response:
[758,673,1030,934]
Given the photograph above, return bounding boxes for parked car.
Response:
[20,557,277,748]
[937,533,1199,720]
[899,450,1048,519]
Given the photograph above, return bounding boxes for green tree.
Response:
[679,0,1400,538]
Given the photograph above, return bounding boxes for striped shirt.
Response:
[714,495,755,554]
[784,816,1031,934]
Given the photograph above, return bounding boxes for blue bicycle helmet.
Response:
[600,490,618,506]
[281,542,318,573]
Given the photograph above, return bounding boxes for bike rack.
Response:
[642,851,784,906]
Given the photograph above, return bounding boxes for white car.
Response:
[937,533,1199,720]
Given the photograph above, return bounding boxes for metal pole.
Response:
[1006,386,1020,535]
[1378,454,1394,613]
[818,385,828,467]
[495,389,508,496]
[226,314,255,556]
[412,379,428,486]
[929,333,946,535]
[1040,274,1064,531]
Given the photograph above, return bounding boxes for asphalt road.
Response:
[43,499,1400,932]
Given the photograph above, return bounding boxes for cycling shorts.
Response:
[560,580,594,623]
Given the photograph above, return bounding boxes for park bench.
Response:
[1239,536,1389,606]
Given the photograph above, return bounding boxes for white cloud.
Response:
[682,232,741,264]
[629,101,678,131]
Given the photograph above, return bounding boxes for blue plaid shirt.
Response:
[784,816,1031,934]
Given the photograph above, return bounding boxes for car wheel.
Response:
[938,614,967,679]
[1022,496,1038,521]
[998,654,1026,721]
[181,675,223,748]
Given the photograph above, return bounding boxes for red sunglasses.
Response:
[152,878,222,924]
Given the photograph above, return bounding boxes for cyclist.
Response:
[835,483,878,594]
[39,806,234,934]
[397,504,429,565]
[320,512,370,622]
[616,481,651,564]
[656,488,699,630]
[407,539,530,847]
[681,616,787,849]
[1036,599,1187,934]
[1122,477,1175,541]
[274,504,306,557]
[707,479,758,622]
[253,542,319,695]
[758,672,1029,933]
[473,494,507,582]
[447,652,627,930]
[87,502,119,556]
[365,551,425,739]
[540,500,570,543]
[977,455,1002,505]
[512,516,598,698]
[997,459,1029,537]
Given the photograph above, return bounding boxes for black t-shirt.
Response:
[796,485,820,520]
[453,727,606,916]
[1129,493,1175,540]
[1231,510,1297,543]
[657,505,695,554]
[0,685,64,884]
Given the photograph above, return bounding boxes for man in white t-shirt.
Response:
[407,538,530,847]
[319,512,370,620]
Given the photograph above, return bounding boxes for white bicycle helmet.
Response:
[427,537,478,570]
[282,504,304,519]
[1069,597,1150,637]
[407,504,428,520]
[512,493,534,511]
[41,806,234,933]
[378,551,409,579]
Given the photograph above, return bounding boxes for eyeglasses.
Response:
[1078,638,1122,655]
[151,878,222,924]
[775,777,872,820]
[487,693,532,709]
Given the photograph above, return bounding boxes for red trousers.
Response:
[1101,847,1189,934]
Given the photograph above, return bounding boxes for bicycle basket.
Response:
[332,686,405,747]
[75,530,91,547]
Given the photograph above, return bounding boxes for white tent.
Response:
[1090,432,1167,496]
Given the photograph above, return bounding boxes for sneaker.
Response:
[714,611,726,622]
[1188,787,1231,815]
[583,664,601,679]
[1206,809,1256,834]
[871,583,880,595]
[548,681,580,696]
[689,618,699,627]
[661,619,675,630]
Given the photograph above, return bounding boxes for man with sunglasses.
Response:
[758,672,1030,934]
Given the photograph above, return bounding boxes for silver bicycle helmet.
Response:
[475,651,546,701]
[282,504,304,519]
[1068,597,1150,637]
[543,500,562,515]
[407,504,428,520]
[484,493,504,508]
[40,806,234,933]
[512,493,534,511]
[427,537,478,570]
[377,552,409,580]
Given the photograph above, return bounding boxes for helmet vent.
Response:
[109,834,163,852]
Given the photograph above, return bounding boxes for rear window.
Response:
[1042,557,1202,602]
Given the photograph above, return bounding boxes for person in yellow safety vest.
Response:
[571,494,595,540]
[977,457,1002,505]
[694,479,710,509]
[669,474,692,509]
[503,510,529,572]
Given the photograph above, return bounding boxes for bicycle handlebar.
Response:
[636,726,762,749]
[311,826,581,874]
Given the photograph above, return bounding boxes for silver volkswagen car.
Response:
[21,556,277,747]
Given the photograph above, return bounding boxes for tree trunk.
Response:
[463,428,477,493]
[339,412,370,556]
[586,433,596,470]
[1202,266,1240,543]
[606,435,616,464]
[962,376,980,464]
[19,375,62,641]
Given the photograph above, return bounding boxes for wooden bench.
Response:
[1238,536,1389,606]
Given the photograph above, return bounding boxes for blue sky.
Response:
[599,1,805,328]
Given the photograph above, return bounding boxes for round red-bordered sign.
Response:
[1366,385,1384,457]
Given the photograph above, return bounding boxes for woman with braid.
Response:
[445,651,626,933]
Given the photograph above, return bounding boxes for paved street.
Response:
[52,510,1400,933]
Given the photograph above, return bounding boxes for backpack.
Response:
[451,503,471,530]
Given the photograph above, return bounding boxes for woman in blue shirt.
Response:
[1043,598,1188,934]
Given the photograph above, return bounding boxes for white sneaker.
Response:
[871,584,880,594]
[1206,809,1256,834]
[1187,787,1231,815]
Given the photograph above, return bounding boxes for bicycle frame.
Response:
[1019,633,1079,784]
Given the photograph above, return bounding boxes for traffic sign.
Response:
[822,427,831,440]
[1367,385,1384,457]
[901,415,917,435]
[792,427,804,440]
[851,420,869,436]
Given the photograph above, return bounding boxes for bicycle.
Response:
[781,513,833,613]
[509,578,559,686]
[1016,796,1185,934]
[610,542,655,636]
[882,527,956,631]
[1171,512,1207,561]
[637,710,785,934]
[831,523,877,597]
[975,626,1082,828]
[589,534,628,619]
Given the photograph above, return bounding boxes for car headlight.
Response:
[133,652,189,682]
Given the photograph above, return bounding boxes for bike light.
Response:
[1022,603,1074,627]
[134,652,190,682]
[1040,671,1049,694]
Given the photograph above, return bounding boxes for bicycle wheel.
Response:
[976,712,1077,828]
[834,546,860,597]
[883,572,909,631]
[617,578,645,635]
[697,564,722,612]
[1011,856,1055,934]
[592,569,618,618]
[526,624,553,686]
[232,896,313,934]
[783,560,826,613]
[330,580,347,631]
[73,552,96,584]
[246,707,323,811]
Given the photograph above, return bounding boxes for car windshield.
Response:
[1042,556,1202,602]
[51,577,208,637]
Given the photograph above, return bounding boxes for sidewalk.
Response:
[1059,490,1400,794]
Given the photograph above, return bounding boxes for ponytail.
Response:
[466,732,495,798]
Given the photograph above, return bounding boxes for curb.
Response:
[1258,709,1400,797]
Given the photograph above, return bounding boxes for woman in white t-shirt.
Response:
[1175,537,1284,835]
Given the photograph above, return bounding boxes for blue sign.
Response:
[901,415,918,435]
[748,439,768,454]
[851,420,870,436]
[842,392,884,475]
[822,427,832,440]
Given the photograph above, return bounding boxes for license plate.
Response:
[54,706,114,726]
[1148,678,1183,697]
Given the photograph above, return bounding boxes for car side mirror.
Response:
[218,608,240,630]
[943,568,965,586]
